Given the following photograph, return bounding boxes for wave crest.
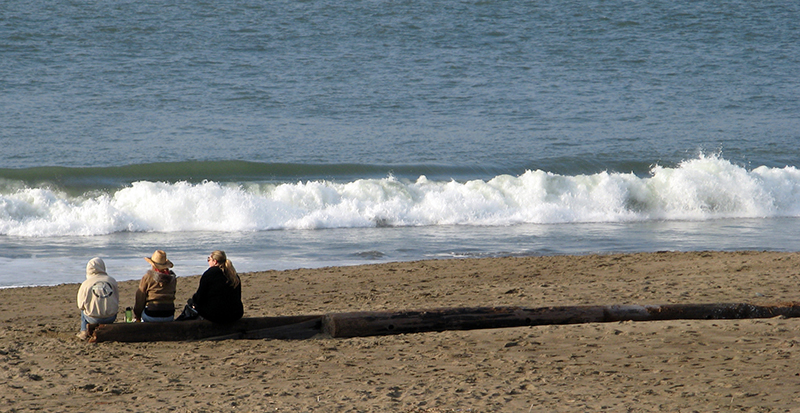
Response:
[2,155,799,237]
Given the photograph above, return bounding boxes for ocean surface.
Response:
[2,0,799,288]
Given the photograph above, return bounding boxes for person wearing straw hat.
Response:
[133,250,177,322]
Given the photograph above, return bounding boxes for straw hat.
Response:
[145,250,173,269]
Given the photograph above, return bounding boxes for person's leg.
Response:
[81,314,116,331]
[96,315,117,324]
[79,313,111,339]
[141,312,173,322]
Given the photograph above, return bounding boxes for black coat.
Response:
[192,266,243,324]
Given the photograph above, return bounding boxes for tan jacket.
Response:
[133,270,177,319]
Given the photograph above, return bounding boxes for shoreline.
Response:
[2,251,800,411]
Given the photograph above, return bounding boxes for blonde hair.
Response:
[210,250,239,288]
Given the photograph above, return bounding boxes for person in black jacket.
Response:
[190,250,243,324]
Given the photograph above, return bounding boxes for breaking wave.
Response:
[2,155,799,237]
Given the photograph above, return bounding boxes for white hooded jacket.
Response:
[76,257,120,319]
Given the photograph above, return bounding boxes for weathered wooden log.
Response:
[89,315,322,343]
[205,318,324,341]
[86,302,800,342]
[321,303,800,338]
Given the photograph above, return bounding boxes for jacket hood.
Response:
[86,257,108,279]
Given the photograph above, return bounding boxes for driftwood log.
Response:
[88,315,322,343]
[322,303,800,338]
[88,302,800,342]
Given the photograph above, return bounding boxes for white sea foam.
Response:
[2,155,800,237]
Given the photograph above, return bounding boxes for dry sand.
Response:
[2,251,800,412]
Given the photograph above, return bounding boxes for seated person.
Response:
[189,250,243,324]
[76,257,119,339]
[134,250,177,322]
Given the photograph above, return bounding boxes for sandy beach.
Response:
[2,251,800,412]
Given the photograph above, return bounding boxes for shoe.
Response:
[76,331,89,340]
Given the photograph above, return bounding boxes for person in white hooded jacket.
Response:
[76,257,119,339]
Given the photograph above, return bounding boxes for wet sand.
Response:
[2,251,800,412]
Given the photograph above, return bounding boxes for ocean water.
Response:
[2,0,799,287]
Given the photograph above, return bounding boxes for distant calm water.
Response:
[2,0,799,287]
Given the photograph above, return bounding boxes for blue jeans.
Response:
[81,313,117,331]
[142,312,174,322]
